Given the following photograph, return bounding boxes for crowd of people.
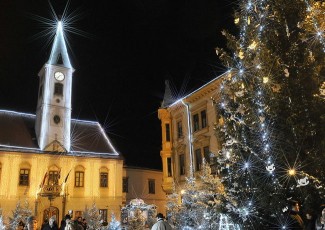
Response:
[22,214,87,230]
[21,204,325,230]
[22,212,172,230]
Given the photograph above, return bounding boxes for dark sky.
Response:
[0,0,234,169]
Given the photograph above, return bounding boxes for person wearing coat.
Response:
[151,213,172,230]
[287,200,305,230]
[315,206,325,230]
[41,217,58,230]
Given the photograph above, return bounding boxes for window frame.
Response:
[19,169,30,186]
[75,171,84,187]
[193,114,199,132]
[165,123,171,142]
[122,177,128,193]
[148,179,156,194]
[48,170,59,185]
[201,110,207,128]
[54,83,64,96]
[192,109,208,132]
[179,154,185,176]
[177,120,183,139]
[203,146,210,164]
[100,172,108,188]
[195,149,202,171]
[167,157,172,177]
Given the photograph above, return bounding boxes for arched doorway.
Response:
[43,206,59,225]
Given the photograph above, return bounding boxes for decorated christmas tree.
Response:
[166,162,226,229]
[215,0,325,228]
[8,200,32,230]
[108,213,121,230]
[84,203,103,230]
[0,210,6,230]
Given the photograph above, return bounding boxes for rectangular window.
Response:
[75,171,84,187]
[179,154,185,176]
[148,179,155,194]
[100,173,108,187]
[167,157,172,177]
[54,83,63,96]
[48,171,59,185]
[99,209,108,222]
[165,124,171,141]
[177,121,183,138]
[193,114,199,132]
[203,146,210,164]
[201,110,207,128]
[19,169,30,186]
[123,177,128,193]
[195,149,202,171]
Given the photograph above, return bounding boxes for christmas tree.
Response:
[0,210,6,230]
[8,200,32,230]
[108,213,121,230]
[166,162,226,229]
[84,203,103,230]
[215,0,325,228]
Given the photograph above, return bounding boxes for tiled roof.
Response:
[0,110,122,159]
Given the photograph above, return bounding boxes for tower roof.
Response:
[161,80,174,108]
[47,21,72,68]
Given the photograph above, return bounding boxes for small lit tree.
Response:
[84,203,102,230]
[0,210,6,230]
[9,200,32,230]
[108,213,121,230]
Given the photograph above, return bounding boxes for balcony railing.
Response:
[38,184,62,197]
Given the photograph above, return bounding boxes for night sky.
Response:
[0,0,234,169]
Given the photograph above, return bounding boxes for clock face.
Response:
[54,72,65,81]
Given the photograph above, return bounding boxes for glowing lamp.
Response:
[288,169,296,176]
[263,77,269,83]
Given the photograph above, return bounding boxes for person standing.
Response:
[42,217,58,230]
[151,213,172,230]
[315,206,325,229]
[305,210,316,230]
[60,215,71,230]
[26,216,38,230]
[287,200,305,230]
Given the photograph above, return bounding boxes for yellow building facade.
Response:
[123,167,166,215]
[158,75,225,194]
[0,149,123,224]
[0,20,125,226]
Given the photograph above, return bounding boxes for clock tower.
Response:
[35,21,74,152]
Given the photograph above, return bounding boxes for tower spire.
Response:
[35,20,74,152]
[161,80,174,108]
[48,21,72,68]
